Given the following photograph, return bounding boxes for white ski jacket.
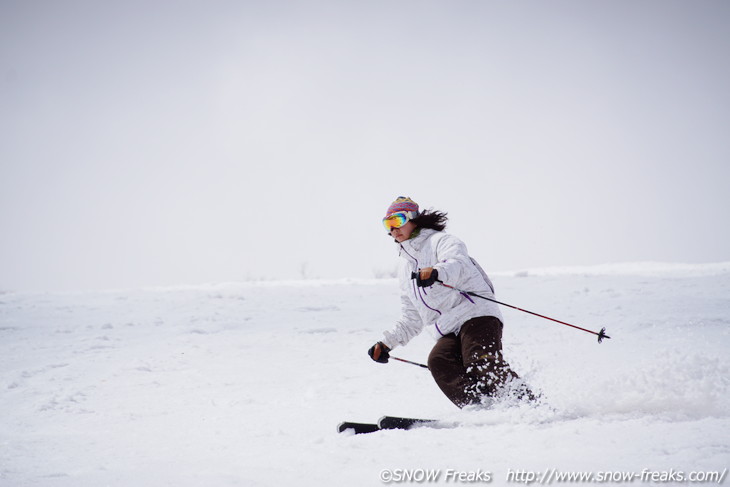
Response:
[382,229,504,350]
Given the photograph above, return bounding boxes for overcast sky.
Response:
[1,0,729,292]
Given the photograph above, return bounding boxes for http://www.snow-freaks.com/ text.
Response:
[378,467,727,484]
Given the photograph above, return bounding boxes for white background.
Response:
[2,1,729,292]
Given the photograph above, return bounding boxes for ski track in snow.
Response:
[0,263,728,486]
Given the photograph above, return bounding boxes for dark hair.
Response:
[412,209,448,231]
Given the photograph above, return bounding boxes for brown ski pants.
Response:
[427,316,523,408]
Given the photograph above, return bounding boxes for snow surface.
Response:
[1,263,728,486]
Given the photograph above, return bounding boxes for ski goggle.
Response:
[382,211,418,231]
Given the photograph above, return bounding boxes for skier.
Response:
[368,196,533,408]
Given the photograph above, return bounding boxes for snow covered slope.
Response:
[1,263,728,486]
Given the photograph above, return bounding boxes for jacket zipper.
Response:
[400,242,445,335]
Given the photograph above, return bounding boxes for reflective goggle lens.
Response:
[382,212,412,231]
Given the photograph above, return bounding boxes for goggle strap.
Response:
[385,211,418,220]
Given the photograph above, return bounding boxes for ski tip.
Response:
[338,421,380,434]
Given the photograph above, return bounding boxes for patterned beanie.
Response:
[385,196,419,217]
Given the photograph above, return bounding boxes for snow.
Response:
[1,263,728,486]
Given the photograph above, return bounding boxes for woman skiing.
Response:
[368,196,533,408]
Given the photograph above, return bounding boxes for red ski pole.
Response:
[426,277,610,343]
[391,356,430,370]
[481,293,611,343]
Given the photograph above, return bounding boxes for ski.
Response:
[378,415,437,430]
[337,421,380,434]
[338,416,437,434]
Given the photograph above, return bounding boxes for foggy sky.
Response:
[2,0,729,292]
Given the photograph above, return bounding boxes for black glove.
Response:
[368,342,390,363]
[415,268,439,287]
